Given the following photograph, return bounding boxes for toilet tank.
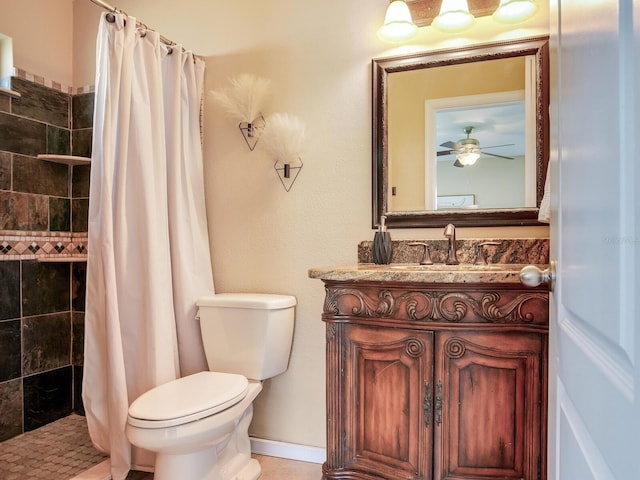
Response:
[196,293,296,380]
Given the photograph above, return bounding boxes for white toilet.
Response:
[125,293,296,480]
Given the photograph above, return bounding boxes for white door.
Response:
[548,0,640,478]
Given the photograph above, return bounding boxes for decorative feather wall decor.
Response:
[261,113,306,192]
[210,74,272,150]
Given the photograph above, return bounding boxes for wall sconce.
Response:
[261,113,306,192]
[210,74,272,151]
[377,1,418,43]
[238,114,266,151]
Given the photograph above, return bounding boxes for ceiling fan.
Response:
[438,126,515,168]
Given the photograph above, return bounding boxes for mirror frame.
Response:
[372,36,549,228]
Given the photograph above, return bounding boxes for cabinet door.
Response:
[434,331,545,480]
[344,324,434,480]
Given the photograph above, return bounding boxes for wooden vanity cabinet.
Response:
[435,330,545,480]
[341,324,435,479]
[321,280,548,480]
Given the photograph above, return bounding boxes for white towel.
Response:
[538,166,551,223]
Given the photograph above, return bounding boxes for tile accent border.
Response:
[0,231,87,261]
[9,67,95,96]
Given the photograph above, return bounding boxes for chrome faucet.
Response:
[443,224,459,265]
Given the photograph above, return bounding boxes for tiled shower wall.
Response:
[0,76,93,442]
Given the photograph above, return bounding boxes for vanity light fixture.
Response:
[379,0,539,41]
[492,0,538,23]
[432,0,475,33]
[377,1,418,43]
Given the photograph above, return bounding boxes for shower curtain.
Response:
[83,13,214,480]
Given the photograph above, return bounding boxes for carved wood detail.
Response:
[444,337,466,359]
[326,323,337,340]
[324,285,548,324]
[405,338,426,358]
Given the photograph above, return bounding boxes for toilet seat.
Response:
[127,371,249,429]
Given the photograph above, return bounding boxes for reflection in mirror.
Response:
[373,37,549,228]
[435,98,528,210]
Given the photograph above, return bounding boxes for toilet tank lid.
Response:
[197,293,296,309]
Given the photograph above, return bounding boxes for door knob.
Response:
[519,261,556,291]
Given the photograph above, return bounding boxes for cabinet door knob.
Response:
[519,260,556,292]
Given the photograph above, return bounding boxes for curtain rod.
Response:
[87,0,178,49]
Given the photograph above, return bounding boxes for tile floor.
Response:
[253,454,322,479]
[0,414,107,480]
[0,414,323,479]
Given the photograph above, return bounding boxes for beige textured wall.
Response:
[0,0,74,86]
[438,155,526,208]
[8,0,549,449]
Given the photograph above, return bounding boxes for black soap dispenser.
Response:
[373,215,393,265]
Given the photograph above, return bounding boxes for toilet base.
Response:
[233,458,261,480]
[129,384,263,480]
[154,451,261,480]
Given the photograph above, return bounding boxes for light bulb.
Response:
[493,0,538,23]
[458,151,480,166]
[377,1,418,43]
[433,0,475,33]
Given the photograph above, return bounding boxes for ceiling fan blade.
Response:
[482,151,515,160]
[437,149,455,156]
[453,159,465,168]
[440,141,457,149]
[481,143,515,149]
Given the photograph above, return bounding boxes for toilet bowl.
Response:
[126,372,263,480]
[125,293,296,480]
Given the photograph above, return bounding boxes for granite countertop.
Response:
[308,263,541,284]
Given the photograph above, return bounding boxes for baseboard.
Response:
[250,437,326,464]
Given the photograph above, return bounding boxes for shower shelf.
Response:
[37,154,91,165]
[0,86,21,98]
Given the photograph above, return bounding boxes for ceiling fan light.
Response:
[457,151,480,166]
[377,1,418,43]
[493,0,538,23]
[433,0,475,33]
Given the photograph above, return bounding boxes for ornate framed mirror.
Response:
[372,36,549,228]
